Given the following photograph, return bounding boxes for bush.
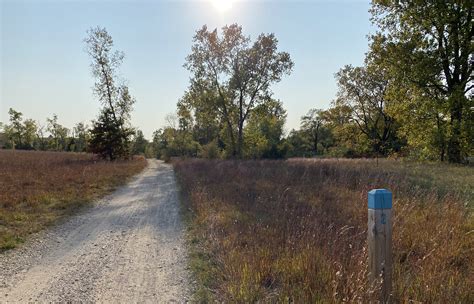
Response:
[199,140,221,159]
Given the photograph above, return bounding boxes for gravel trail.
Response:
[0,160,191,303]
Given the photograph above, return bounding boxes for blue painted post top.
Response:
[368,189,392,209]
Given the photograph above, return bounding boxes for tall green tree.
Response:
[244,99,287,158]
[150,129,165,159]
[286,108,334,158]
[336,65,402,156]
[85,26,135,160]
[2,108,37,150]
[300,108,326,156]
[47,114,69,151]
[22,119,37,150]
[286,129,309,157]
[89,108,133,159]
[184,24,293,157]
[132,129,148,155]
[4,108,24,149]
[178,81,222,147]
[320,103,361,157]
[370,0,473,162]
[72,122,90,152]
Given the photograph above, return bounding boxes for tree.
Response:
[285,108,335,158]
[89,108,133,160]
[22,119,37,150]
[300,108,325,156]
[178,83,222,147]
[321,103,361,157]
[47,114,69,151]
[244,99,287,158]
[4,108,24,149]
[150,129,165,159]
[85,26,136,160]
[184,24,293,157]
[73,122,90,152]
[35,123,48,151]
[2,108,38,150]
[335,65,402,156]
[150,113,200,160]
[167,113,200,157]
[286,129,309,157]
[370,1,473,162]
[132,129,148,155]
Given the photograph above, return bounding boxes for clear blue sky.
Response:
[1,0,373,139]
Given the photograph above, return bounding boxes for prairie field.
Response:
[0,150,147,251]
[174,159,474,303]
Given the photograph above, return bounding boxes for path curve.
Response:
[0,160,191,303]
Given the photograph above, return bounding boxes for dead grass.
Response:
[174,158,474,303]
[0,150,146,251]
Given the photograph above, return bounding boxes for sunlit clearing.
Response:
[211,0,233,13]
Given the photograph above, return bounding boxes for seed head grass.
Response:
[0,150,147,251]
[174,158,474,302]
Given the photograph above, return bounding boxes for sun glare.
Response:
[211,0,233,13]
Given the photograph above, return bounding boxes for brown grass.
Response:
[174,158,474,303]
[0,150,147,251]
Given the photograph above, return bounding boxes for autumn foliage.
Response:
[174,159,473,302]
[0,150,146,250]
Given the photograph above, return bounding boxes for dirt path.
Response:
[0,160,191,303]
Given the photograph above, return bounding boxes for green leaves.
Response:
[369,0,473,162]
[183,24,293,158]
[85,27,136,160]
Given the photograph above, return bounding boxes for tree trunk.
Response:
[436,114,446,162]
[447,99,463,163]
[313,134,318,156]
[226,122,237,157]
[237,121,244,158]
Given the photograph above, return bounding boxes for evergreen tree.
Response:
[89,108,133,160]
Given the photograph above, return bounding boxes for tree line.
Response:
[1,27,146,159]
[0,107,152,156]
[153,1,473,163]
[1,1,472,163]
[0,109,87,152]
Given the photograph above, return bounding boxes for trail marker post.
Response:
[368,189,392,303]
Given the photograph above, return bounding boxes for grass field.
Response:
[174,158,474,303]
[0,150,147,251]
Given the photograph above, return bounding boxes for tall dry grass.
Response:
[174,159,474,303]
[0,150,146,251]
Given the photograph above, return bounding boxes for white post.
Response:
[368,189,392,303]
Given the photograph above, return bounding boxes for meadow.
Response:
[0,150,146,251]
[174,158,474,303]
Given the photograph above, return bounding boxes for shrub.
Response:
[199,140,221,159]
